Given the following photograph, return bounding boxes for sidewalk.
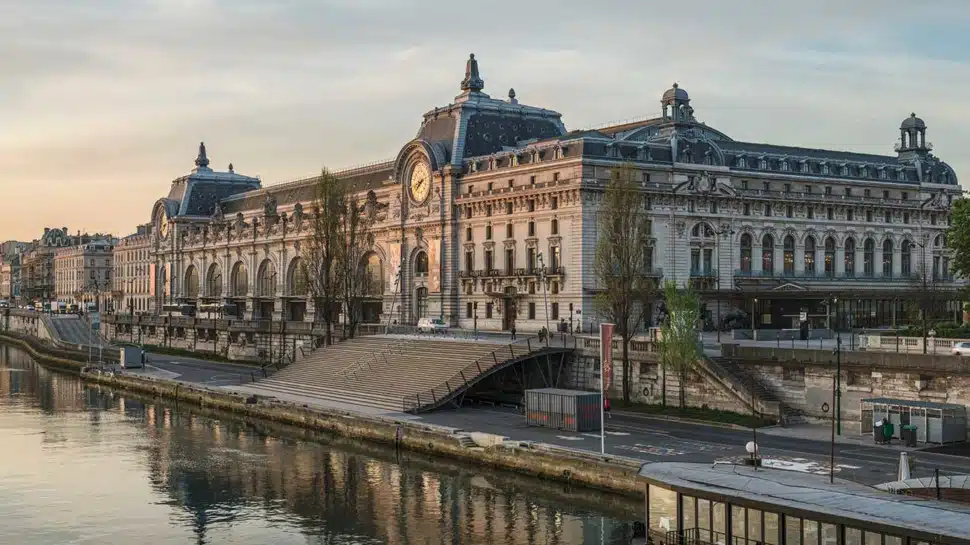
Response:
[758,422,923,451]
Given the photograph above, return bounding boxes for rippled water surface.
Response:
[0,345,637,544]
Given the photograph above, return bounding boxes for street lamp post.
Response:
[831,296,842,436]
[537,252,550,344]
[473,301,478,340]
[267,271,277,367]
[715,226,735,343]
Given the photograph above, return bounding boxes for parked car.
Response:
[417,317,448,334]
[952,342,970,356]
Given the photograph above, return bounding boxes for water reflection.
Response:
[0,345,637,544]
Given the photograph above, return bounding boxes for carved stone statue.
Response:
[263,195,278,218]
[460,53,485,92]
[292,202,304,230]
[212,203,225,222]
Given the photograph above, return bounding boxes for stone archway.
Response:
[359,252,384,323]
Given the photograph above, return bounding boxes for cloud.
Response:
[1,0,968,240]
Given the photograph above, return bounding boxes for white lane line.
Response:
[556,436,585,441]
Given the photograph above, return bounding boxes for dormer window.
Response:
[840,165,849,176]
[737,156,747,168]
[781,160,789,172]
[879,168,887,179]
[800,161,809,173]
[860,166,868,178]
[821,163,830,175]
[759,157,768,170]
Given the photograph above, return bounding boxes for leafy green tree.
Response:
[593,163,656,403]
[658,281,701,409]
[947,198,970,279]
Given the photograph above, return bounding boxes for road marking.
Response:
[582,432,631,438]
[616,444,685,457]
[556,436,585,441]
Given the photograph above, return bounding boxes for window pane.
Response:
[732,505,746,540]
[802,519,819,545]
[845,528,863,545]
[821,523,838,545]
[747,508,762,542]
[647,485,677,535]
[697,499,711,542]
[763,512,780,545]
[683,496,696,532]
[713,502,726,535]
[884,536,902,545]
[865,532,882,545]
[785,516,802,545]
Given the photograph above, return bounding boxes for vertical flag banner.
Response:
[600,323,614,391]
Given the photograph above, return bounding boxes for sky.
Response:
[2,0,969,241]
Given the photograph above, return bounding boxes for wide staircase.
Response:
[241,334,555,413]
[710,356,806,425]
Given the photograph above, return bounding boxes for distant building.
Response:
[112,224,152,313]
[53,237,114,310]
[22,227,75,302]
[0,240,25,260]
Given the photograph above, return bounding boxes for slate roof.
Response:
[220,161,394,214]
[719,140,902,166]
[638,462,970,543]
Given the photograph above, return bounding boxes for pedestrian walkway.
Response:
[758,422,923,451]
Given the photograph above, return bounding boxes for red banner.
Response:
[600,323,614,391]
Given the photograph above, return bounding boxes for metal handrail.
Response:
[402,336,543,413]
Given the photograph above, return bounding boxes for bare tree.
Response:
[593,163,656,404]
[658,280,701,409]
[302,169,345,346]
[337,190,376,339]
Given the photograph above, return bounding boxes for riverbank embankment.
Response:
[0,330,644,498]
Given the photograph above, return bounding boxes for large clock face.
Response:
[409,162,431,203]
[158,216,168,239]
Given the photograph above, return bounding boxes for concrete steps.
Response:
[712,356,806,425]
[245,378,402,411]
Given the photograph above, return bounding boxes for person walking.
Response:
[510,324,516,341]
[604,397,612,419]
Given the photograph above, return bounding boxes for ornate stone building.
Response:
[145,54,961,333]
[22,227,75,303]
[54,237,114,309]
[112,224,153,314]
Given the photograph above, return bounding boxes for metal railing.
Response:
[733,269,932,282]
[401,336,545,413]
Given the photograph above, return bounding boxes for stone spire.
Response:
[460,53,484,93]
[194,141,210,169]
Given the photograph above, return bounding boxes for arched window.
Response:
[863,238,875,277]
[824,237,836,277]
[783,235,795,275]
[935,234,946,248]
[256,259,276,297]
[206,263,222,298]
[288,257,307,297]
[415,287,428,319]
[882,239,894,277]
[901,241,912,276]
[740,234,752,273]
[184,266,200,299]
[414,251,429,276]
[691,222,715,238]
[231,262,248,297]
[761,234,774,274]
[844,238,856,276]
[804,236,816,275]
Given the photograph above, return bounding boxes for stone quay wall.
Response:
[723,343,970,424]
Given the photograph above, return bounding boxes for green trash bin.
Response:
[883,422,895,444]
[902,425,918,447]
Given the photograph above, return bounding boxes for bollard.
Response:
[250,371,255,383]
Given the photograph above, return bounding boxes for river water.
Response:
[0,345,639,544]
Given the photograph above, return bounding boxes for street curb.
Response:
[611,410,758,431]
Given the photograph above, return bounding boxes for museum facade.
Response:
[144,54,962,333]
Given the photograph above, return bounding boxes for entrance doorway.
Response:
[415,287,428,321]
[502,286,517,331]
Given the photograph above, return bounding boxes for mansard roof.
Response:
[220,160,394,215]
[163,143,263,218]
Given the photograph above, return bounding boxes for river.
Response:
[0,345,639,544]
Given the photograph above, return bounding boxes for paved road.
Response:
[418,406,970,486]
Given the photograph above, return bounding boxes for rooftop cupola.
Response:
[897,113,930,156]
[194,141,211,171]
[661,82,695,124]
[459,53,485,94]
